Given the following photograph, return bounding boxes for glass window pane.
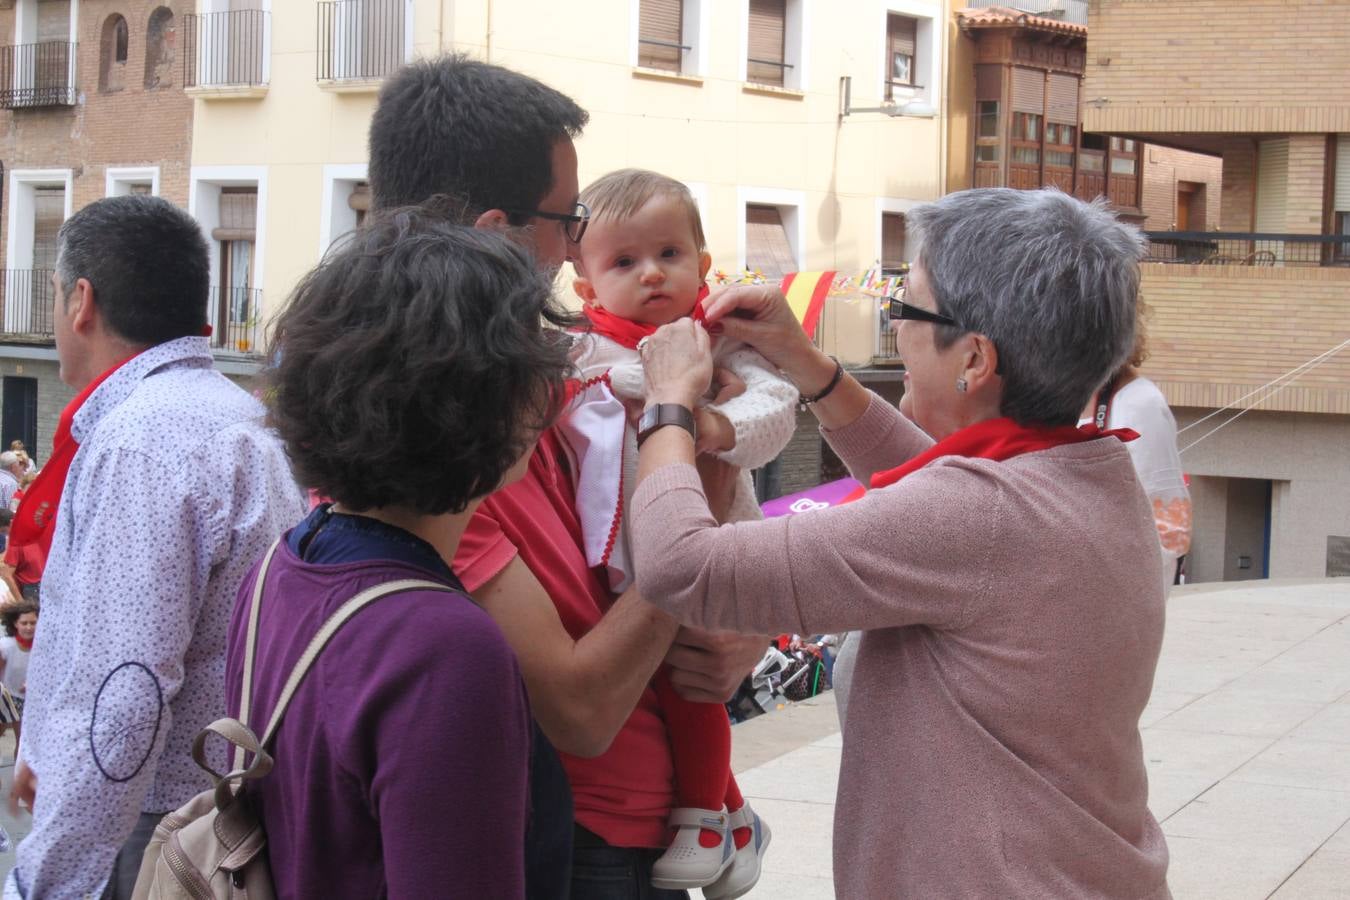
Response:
[1123,139,1136,152]
[978,101,999,138]
[1046,149,1073,168]
[892,53,911,84]
[976,144,999,162]
[1111,156,1137,176]
[1012,146,1040,165]
[1079,154,1103,172]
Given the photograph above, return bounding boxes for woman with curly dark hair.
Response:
[223,203,573,897]
[0,599,37,742]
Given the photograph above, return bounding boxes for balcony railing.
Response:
[1143,232,1350,268]
[185,10,269,89]
[0,270,56,339]
[0,42,77,109]
[964,0,1088,26]
[210,286,262,355]
[317,0,409,82]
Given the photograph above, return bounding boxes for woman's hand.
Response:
[640,319,712,408]
[703,285,834,393]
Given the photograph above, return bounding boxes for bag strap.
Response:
[231,537,454,769]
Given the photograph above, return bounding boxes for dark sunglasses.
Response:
[888,295,960,329]
[502,201,591,244]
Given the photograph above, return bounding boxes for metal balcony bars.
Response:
[184,9,269,88]
[0,42,77,109]
[317,0,408,83]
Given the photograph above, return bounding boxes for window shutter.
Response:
[975,64,1002,101]
[1254,138,1289,233]
[1011,67,1045,115]
[213,190,258,241]
[745,205,796,279]
[747,0,786,86]
[887,15,916,60]
[639,0,683,71]
[1046,73,1079,124]
[1335,134,1350,213]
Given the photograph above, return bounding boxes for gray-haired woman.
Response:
[628,189,1170,898]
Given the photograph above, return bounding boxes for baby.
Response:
[558,169,798,897]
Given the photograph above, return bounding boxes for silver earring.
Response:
[956,378,968,393]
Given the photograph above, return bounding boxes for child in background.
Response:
[0,600,38,744]
[559,169,797,897]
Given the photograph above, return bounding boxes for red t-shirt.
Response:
[454,429,676,848]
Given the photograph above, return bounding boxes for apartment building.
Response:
[182,0,950,492]
[0,0,202,456]
[1082,0,1350,581]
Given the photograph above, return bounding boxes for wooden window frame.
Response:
[638,0,686,73]
[747,0,790,88]
[884,13,918,101]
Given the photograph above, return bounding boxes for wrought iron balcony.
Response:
[184,9,269,89]
[210,286,263,355]
[1142,232,1350,268]
[0,270,56,339]
[317,0,409,83]
[0,42,77,109]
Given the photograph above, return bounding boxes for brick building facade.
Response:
[0,0,195,458]
[1084,0,1350,581]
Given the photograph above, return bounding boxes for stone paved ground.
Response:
[732,579,1350,898]
[1,579,1347,897]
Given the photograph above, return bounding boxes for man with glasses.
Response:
[367,56,766,899]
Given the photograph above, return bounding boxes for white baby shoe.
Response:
[650,806,735,890]
[703,804,772,900]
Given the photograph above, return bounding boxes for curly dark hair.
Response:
[266,201,573,515]
[1,601,37,637]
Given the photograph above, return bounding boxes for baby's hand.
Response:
[694,407,736,455]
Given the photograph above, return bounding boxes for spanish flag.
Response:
[779,271,834,340]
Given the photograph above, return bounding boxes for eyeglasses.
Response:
[503,201,591,244]
[888,293,960,329]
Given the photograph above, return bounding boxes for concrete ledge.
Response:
[317,78,384,95]
[186,84,269,101]
[742,82,806,100]
[631,67,703,87]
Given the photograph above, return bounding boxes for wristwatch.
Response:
[636,403,696,448]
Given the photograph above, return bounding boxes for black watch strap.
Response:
[636,404,696,448]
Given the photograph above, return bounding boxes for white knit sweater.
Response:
[557,331,798,592]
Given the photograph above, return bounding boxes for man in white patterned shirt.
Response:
[4,196,306,899]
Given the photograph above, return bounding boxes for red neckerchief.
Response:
[7,354,140,561]
[580,284,710,349]
[14,635,32,651]
[870,416,1138,489]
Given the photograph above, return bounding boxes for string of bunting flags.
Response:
[712,262,910,338]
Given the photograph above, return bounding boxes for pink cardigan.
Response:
[631,393,1170,898]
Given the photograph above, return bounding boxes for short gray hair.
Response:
[0,452,18,470]
[907,188,1144,426]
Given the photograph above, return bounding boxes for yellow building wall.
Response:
[190,0,949,330]
[1083,0,1350,135]
[943,16,975,194]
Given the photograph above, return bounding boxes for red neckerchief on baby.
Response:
[580,283,711,350]
[869,416,1139,489]
[7,353,140,561]
[14,635,32,651]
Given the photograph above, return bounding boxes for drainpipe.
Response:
[937,0,950,197]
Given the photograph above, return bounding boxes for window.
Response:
[881,212,906,274]
[745,204,797,278]
[1111,156,1137,176]
[1046,123,1075,169]
[106,166,161,197]
[975,100,999,163]
[1011,112,1041,166]
[638,0,684,72]
[215,188,257,352]
[99,14,130,93]
[4,169,72,336]
[144,7,175,90]
[747,0,787,87]
[320,164,370,253]
[318,0,410,82]
[885,14,916,99]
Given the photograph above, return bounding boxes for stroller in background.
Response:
[726,638,832,723]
